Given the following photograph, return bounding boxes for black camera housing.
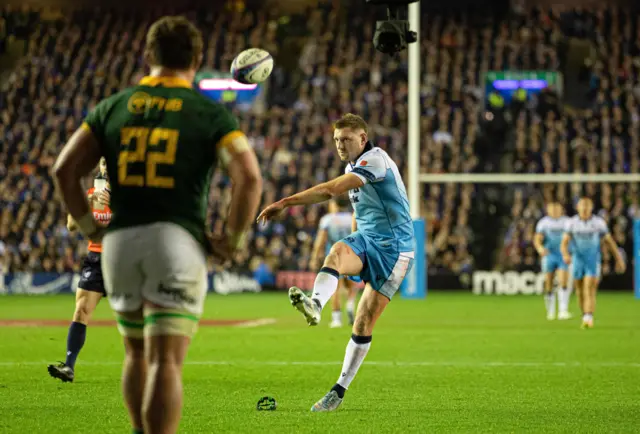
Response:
[366,0,419,55]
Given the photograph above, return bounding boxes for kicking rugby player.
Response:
[258,113,415,412]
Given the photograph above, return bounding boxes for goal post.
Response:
[635,219,640,299]
[415,172,639,297]
[401,0,426,299]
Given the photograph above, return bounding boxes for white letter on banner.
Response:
[472,272,484,294]
[473,271,491,295]
[535,272,546,295]
[503,271,518,295]
[520,271,536,295]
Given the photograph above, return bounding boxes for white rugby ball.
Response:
[230,48,274,85]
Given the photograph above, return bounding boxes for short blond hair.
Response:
[334,113,368,134]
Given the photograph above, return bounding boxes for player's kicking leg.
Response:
[47,286,102,382]
[289,241,363,326]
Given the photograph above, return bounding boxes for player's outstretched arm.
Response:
[560,233,572,264]
[223,134,263,250]
[602,233,626,273]
[53,126,103,239]
[351,212,357,232]
[257,174,363,223]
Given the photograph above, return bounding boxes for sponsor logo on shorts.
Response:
[158,283,196,305]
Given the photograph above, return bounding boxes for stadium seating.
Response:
[1,4,639,282]
[500,7,640,276]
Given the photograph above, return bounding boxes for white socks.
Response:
[331,310,342,324]
[336,335,372,390]
[346,298,355,314]
[557,287,571,313]
[311,267,339,310]
[544,291,556,316]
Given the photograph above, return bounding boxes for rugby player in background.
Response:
[310,196,358,328]
[48,158,112,382]
[561,197,625,329]
[534,202,571,320]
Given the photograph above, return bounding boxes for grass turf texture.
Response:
[0,292,639,433]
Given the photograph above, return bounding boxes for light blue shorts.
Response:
[541,253,568,273]
[340,232,414,299]
[572,256,601,280]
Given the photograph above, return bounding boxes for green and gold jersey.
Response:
[83,76,241,246]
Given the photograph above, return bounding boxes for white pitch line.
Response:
[1,360,639,367]
[234,318,276,328]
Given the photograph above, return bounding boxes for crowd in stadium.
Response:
[1,3,639,281]
[501,6,640,276]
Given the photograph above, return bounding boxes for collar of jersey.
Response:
[350,141,374,167]
[139,76,192,89]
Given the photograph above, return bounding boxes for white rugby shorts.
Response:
[101,222,208,315]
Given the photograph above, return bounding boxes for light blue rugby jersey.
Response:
[564,215,609,259]
[319,212,353,252]
[535,216,569,255]
[345,143,414,252]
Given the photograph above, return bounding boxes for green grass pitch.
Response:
[0,292,639,433]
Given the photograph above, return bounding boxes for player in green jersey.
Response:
[53,16,262,434]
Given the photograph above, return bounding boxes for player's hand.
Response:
[562,254,572,265]
[256,201,286,224]
[94,189,110,206]
[615,259,626,274]
[87,222,108,243]
[207,234,234,267]
[538,248,549,257]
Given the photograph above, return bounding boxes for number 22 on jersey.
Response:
[119,127,178,188]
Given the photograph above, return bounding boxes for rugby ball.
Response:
[230,48,274,85]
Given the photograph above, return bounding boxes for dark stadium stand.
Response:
[1,3,639,285]
[500,6,640,278]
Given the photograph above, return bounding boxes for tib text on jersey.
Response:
[535,216,568,255]
[345,143,414,252]
[319,212,352,254]
[564,215,609,259]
